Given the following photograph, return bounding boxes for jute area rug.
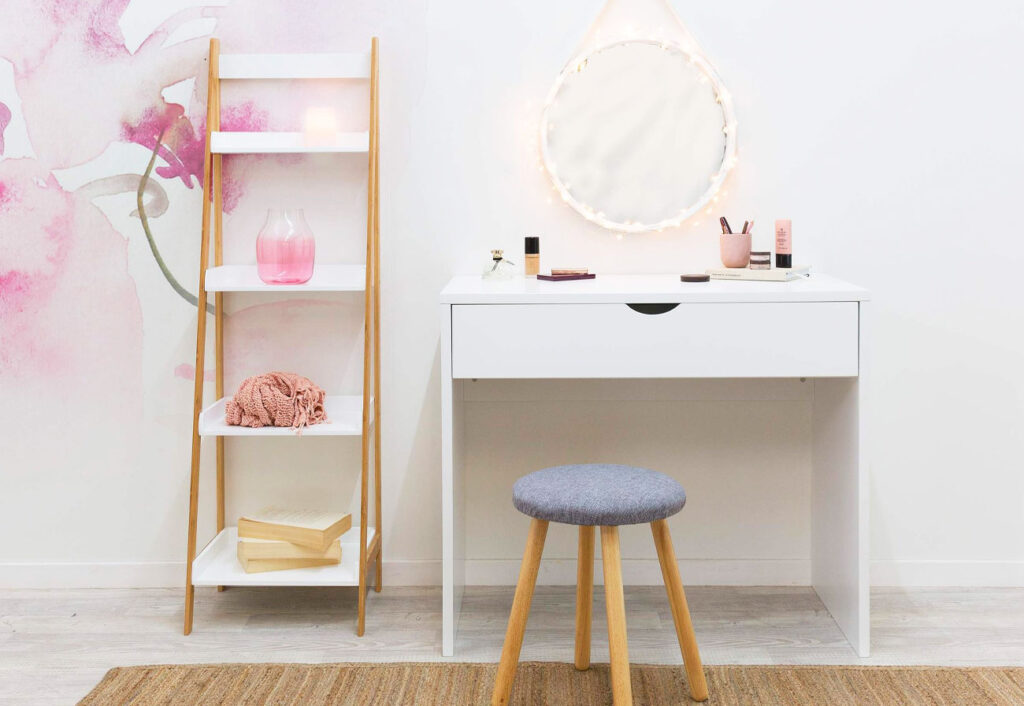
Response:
[80,662,1024,705]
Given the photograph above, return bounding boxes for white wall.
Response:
[1,0,1022,588]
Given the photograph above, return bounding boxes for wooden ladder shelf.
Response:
[183,37,382,636]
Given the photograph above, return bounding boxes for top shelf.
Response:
[219,52,371,80]
[210,131,369,154]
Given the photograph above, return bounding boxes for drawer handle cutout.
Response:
[626,303,679,315]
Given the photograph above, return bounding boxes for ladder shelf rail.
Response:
[183,37,382,637]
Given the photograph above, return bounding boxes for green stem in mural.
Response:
[137,131,215,315]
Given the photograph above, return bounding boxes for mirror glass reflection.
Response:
[542,40,733,231]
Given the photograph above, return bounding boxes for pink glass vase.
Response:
[256,209,315,284]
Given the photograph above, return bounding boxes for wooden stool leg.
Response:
[601,526,632,706]
[575,526,595,670]
[651,519,708,702]
[492,519,549,706]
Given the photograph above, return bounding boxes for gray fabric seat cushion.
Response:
[512,464,686,526]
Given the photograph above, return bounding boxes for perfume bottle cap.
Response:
[524,237,540,254]
[491,249,504,260]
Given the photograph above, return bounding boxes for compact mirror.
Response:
[541,39,736,232]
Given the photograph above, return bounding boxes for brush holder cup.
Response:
[719,232,751,268]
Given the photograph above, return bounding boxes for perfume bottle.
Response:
[482,249,517,280]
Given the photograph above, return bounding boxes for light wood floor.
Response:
[2,586,1023,704]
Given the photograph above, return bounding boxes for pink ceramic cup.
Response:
[720,233,752,268]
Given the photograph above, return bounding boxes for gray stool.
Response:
[492,464,708,706]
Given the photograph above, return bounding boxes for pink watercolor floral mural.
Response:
[0,102,11,153]
[0,0,388,570]
[0,0,368,465]
[0,2,284,362]
[2,0,205,169]
[122,102,206,189]
[1,1,215,381]
[0,158,142,392]
[0,0,384,588]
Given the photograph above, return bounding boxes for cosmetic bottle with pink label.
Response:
[775,219,792,268]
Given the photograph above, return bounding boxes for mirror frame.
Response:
[540,39,738,233]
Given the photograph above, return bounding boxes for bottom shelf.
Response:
[192,525,376,587]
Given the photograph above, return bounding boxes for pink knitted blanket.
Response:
[225,372,328,430]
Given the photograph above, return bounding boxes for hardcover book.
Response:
[237,509,352,552]
[237,537,343,561]
[240,556,341,574]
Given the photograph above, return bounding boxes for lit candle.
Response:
[303,107,337,147]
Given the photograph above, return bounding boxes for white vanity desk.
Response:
[440,273,870,657]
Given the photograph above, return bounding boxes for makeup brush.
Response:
[719,216,732,234]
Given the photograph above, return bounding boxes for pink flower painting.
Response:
[0,0,377,555]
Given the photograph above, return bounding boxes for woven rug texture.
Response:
[79,662,1024,705]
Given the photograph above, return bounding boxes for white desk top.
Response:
[440,273,870,305]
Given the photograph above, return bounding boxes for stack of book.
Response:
[236,508,352,573]
[705,265,811,282]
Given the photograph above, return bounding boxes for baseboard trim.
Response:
[0,558,806,589]
[3,558,1022,589]
[870,560,1024,587]
[0,561,184,588]
[0,560,444,589]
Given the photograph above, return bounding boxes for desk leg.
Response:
[441,304,465,657]
[811,301,870,657]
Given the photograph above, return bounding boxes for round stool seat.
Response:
[512,464,686,526]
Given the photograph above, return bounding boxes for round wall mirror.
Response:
[541,39,736,232]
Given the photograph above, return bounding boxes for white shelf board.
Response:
[192,526,376,587]
[219,52,371,80]
[199,395,372,437]
[205,265,366,292]
[210,131,369,154]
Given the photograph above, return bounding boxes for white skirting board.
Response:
[4,559,1024,589]
[871,560,1024,587]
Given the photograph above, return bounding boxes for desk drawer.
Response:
[451,302,858,378]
